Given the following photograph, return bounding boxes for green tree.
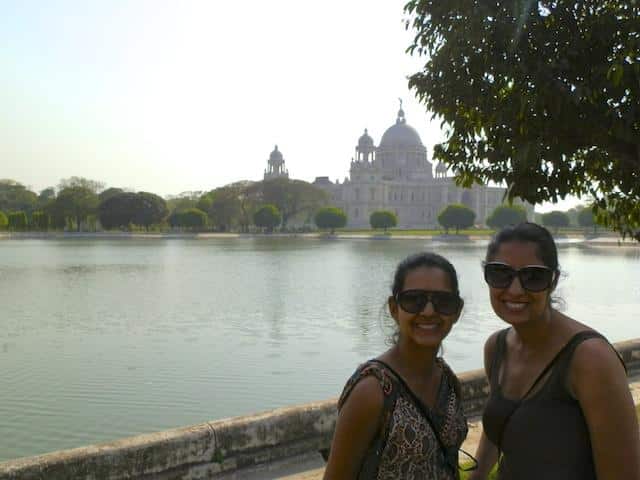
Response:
[130,192,169,230]
[169,208,208,231]
[486,205,527,229]
[166,191,202,213]
[98,192,138,230]
[8,211,28,230]
[58,177,105,194]
[31,211,50,231]
[206,187,242,232]
[0,211,7,229]
[37,187,56,208]
[314,207,347,234]
[253,204,282,233]
[48,186,99,232]
[370,210,398,232]
[541,210,570,233]
[0,180,38,214]
[405,1,640,240]
[249,178,327,230]
[437,204,476,234]
[577,207,598,234]
[98,187,125,204]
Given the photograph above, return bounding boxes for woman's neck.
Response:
[387,340,439,380]
[512,307,558,350]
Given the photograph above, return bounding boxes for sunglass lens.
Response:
[519,267,552,292]
[484,263,514,288]
[397,291,427,314]
[431,292,461,315]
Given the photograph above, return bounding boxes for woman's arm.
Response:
[571,338,640,480]
[468,331,501,480]
[323,375,384,480]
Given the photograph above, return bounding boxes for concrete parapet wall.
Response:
[2,338,639,479]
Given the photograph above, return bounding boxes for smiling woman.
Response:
[323,252,471,480]
[470,223,640,480]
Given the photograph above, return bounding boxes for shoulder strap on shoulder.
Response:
[560,330,626,372]
[338,360,397,410]
[489,328,510,387]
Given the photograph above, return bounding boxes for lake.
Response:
[0,237,638,461]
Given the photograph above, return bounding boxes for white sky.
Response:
[1,0,580,212]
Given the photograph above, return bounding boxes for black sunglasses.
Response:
[395,289,462,316]
[483,262,554,292]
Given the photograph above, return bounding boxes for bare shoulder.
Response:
[339,374,385,419]
[570,335,626,393]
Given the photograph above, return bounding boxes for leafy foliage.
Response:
[405,0,640,239]
[438,204,476,233]
[314,207,347,234]
[37,188,56,207]
[98,192,138,230]
[130,192,168,229]
[541,210,570,232]
[486,204,527,229]
[0,211,7,229]
[98,187,125,204]
[48,186,99,232]
[58,177,105,194]
[31,211,50,231]
[8,211,28,230]
[577,207,596,228]
[370,210,398,231]
[248,178,327,229]
[0,180,38,214]
[98,192,168,230]
[169,208,208,230]
[253,204,282,232]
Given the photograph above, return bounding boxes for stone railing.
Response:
[2,338,639,480]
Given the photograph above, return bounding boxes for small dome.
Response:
[269,145,283,161]
[358,128,374,148]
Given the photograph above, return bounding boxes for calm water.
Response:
[1,238,639,461]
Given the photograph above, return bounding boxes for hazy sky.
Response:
[2,1,579,211]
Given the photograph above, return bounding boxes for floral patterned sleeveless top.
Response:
[338,358,468,480]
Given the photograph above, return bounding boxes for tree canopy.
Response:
[405,0,640,240]
[169,208,208,230]
[8,211,28,230]
[0,180,38,214]
[314,207,347,234]
[486,204,528,229]
[437,204,476,233]
[370,210,398,231]
[541,210,570,232]
[253,204,282,232]
[249,178,327,229]
[0,211,7,229]
[98,192,168,230]
[48,186,99,231]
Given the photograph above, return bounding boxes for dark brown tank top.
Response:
[482,329,618,480]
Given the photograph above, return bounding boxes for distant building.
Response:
[264,145,289,180]
[311,104,529,228]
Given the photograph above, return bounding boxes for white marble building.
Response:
[312,105,527,228]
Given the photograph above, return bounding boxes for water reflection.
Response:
[0,238,638,461]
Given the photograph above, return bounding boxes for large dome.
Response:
[379,108,423,148]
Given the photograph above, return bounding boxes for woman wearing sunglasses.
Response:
[469,223,640,480]
[324,252,469,479]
